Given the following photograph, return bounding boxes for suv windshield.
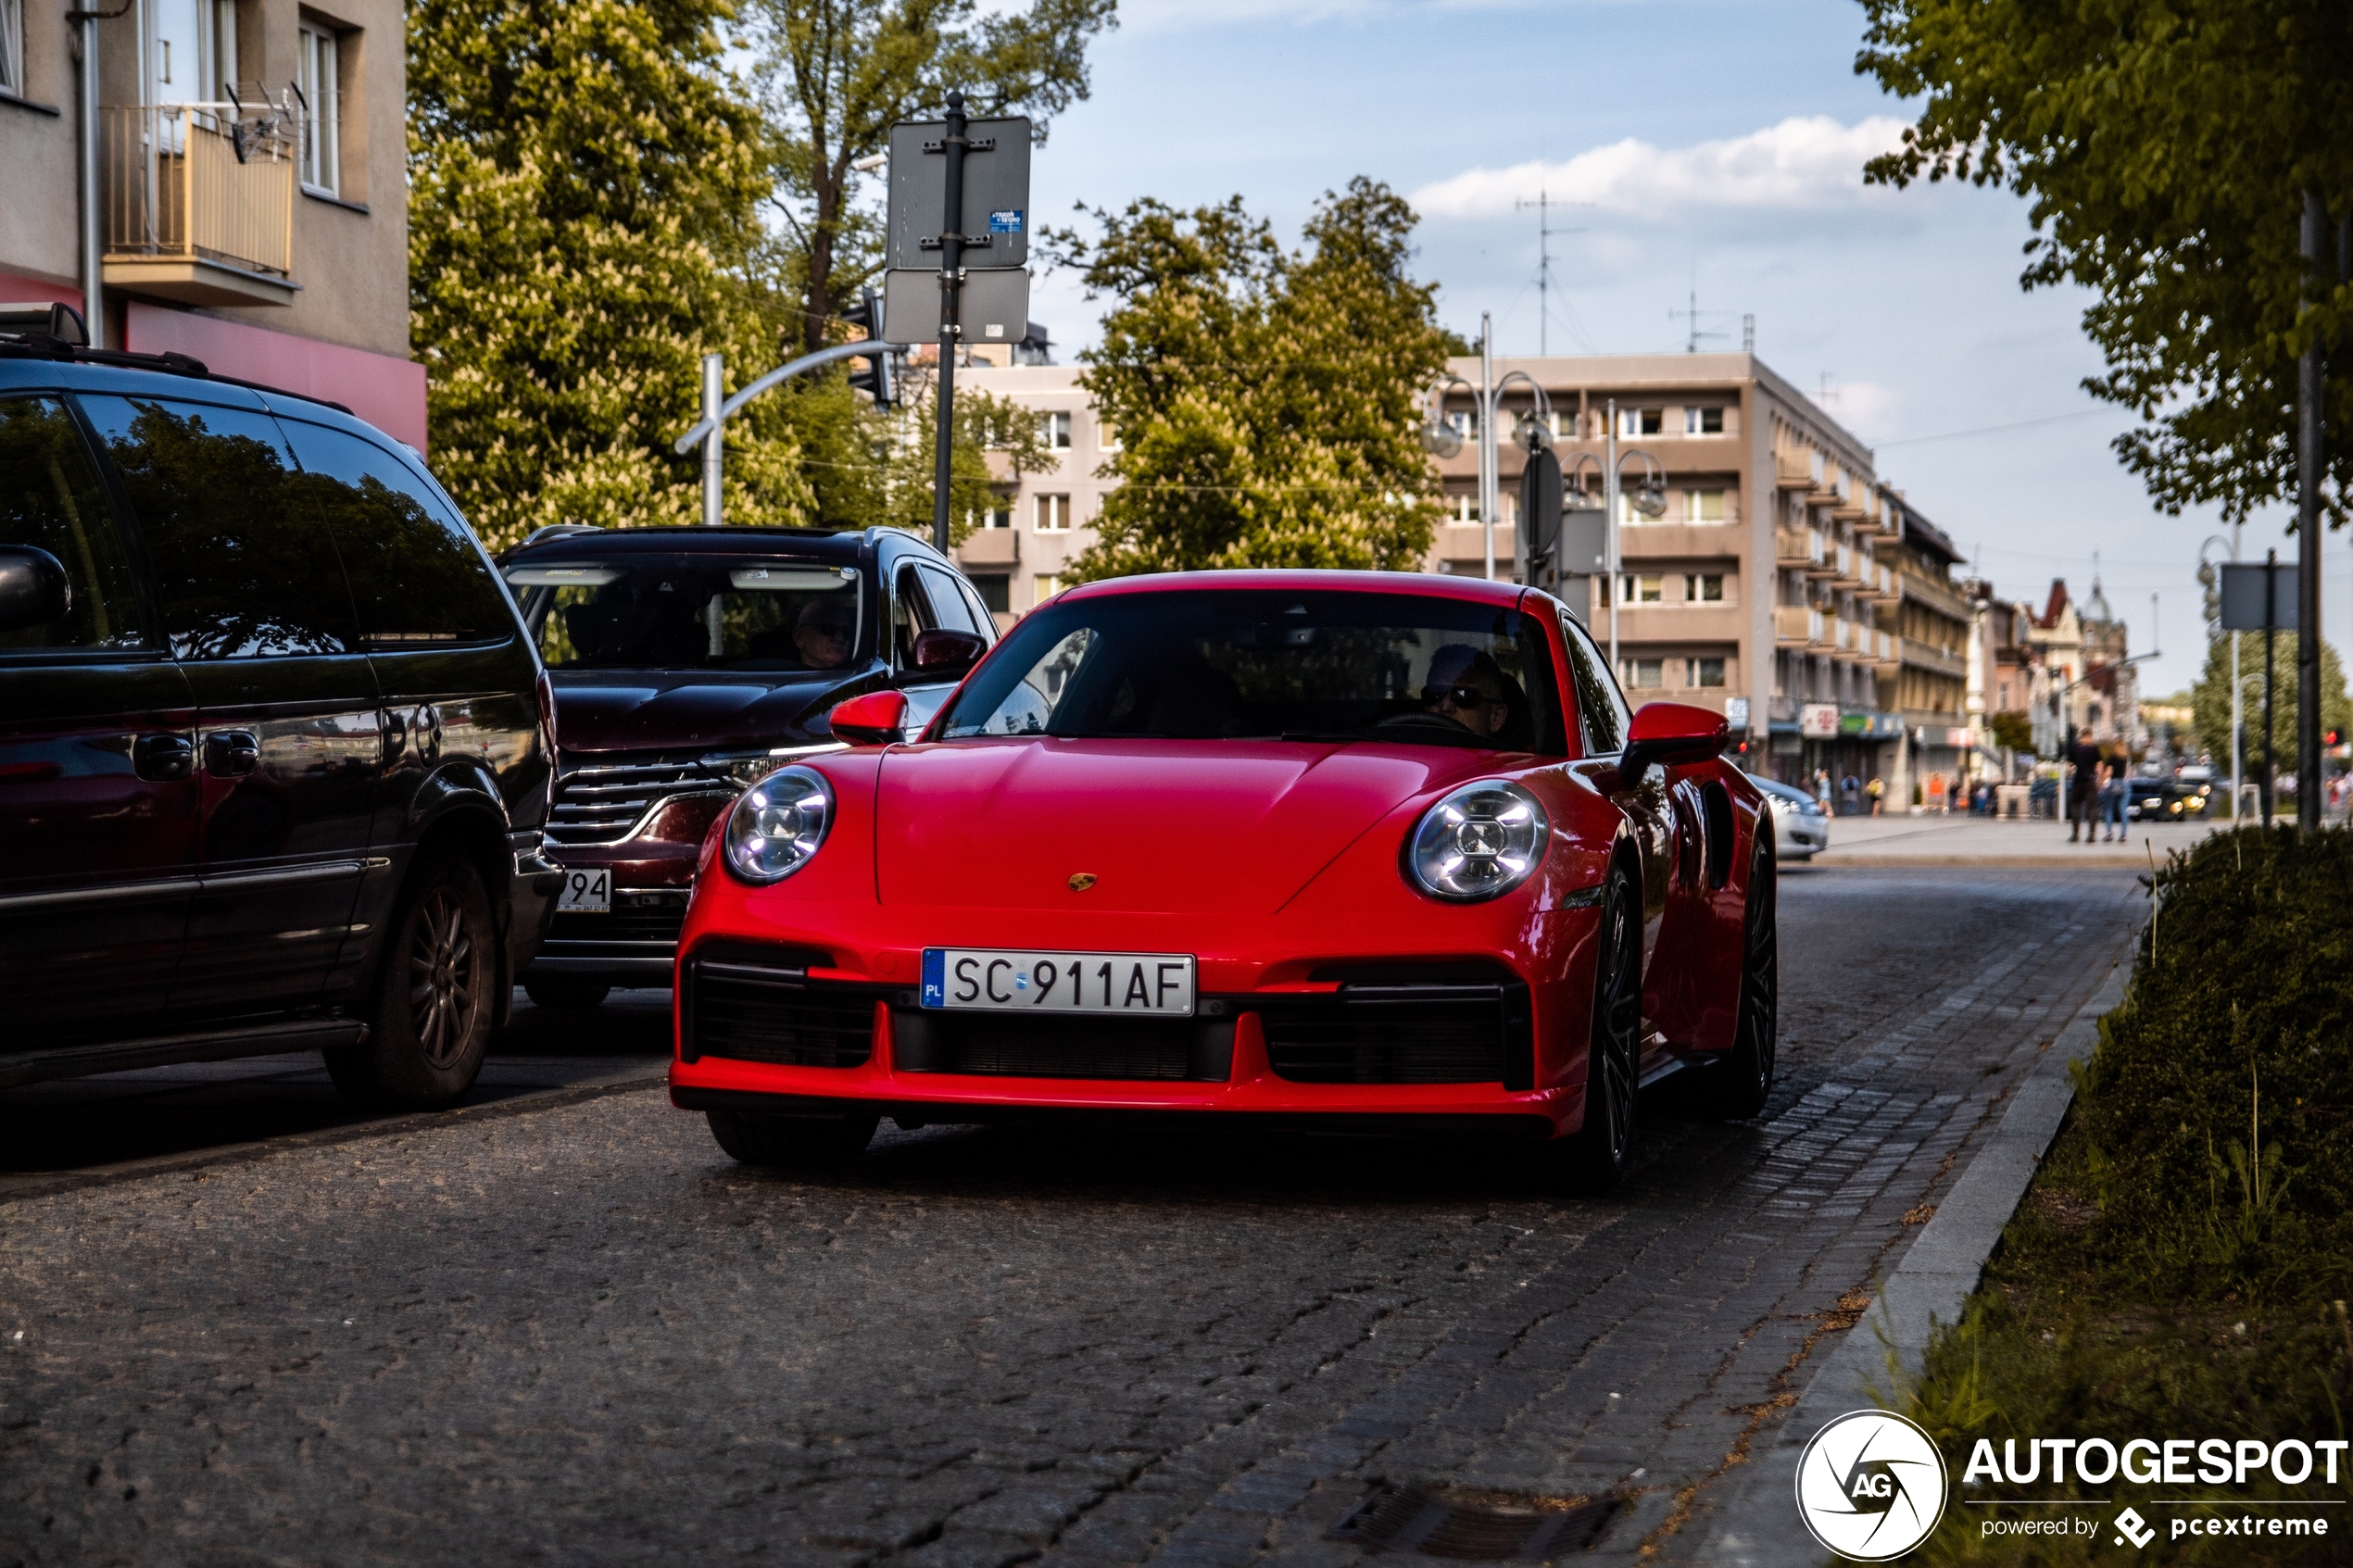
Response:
[507,556,861,672]
[937,588,1566,753]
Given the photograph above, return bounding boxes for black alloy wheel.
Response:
[1711,837,1779,1119]
[326,850,497,1110]
[707,1108,880,1171]
[1525,863,1642,1197]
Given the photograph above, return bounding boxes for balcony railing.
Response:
[103,103,296,279]
[1775,606,1824,645]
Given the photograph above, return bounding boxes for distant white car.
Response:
[1747,772,1830,861]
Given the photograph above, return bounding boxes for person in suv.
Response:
[0,340,559,1107]
[498,525,994,1009]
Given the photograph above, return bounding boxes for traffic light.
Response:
[843,286,895,411]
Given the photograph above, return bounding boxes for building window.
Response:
[296,23,340,195]
[1035,572,1063,603]
[1099,420,1119,452]
[1619,408,1664,436]
[1447,408,1478,438]
[1685,488,1726,524]
[986,502,1013,529]
[1689,657,1727,688]
[1620,658,1665,689]
[1040,411,1072,449]
[0,0,21,95]
[1685,573,1724,603]
[1450,493,1477,523]
[1034,494,1070,531]
[968,574,1011,615]
[1620,574,1663,605]
[1685,407,1726,435]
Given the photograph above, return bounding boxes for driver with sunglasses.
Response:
[1417,644,1514,740]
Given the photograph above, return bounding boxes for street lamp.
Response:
[1421,348,1554,582]
[1600,395,1665,674]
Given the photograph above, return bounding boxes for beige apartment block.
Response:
[2,0,422,444]
[955,350,1977,799]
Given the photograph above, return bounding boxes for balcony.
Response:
[1775,606,1824,646]
[956,528,1020,567]
[1901,571,1973,624]
[102,104,298,307]
[1774,526,1823,569]
[1901,637,1969,679]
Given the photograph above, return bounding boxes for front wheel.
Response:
[327,849,497,1110]
[1709,837,1779,1119]
[707,1108,879,1171]
[1520,864,1642,1197]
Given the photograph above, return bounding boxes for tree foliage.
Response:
[1051,180,1451,582]
[2189,630,2350,763]
[1987,709,2036,755]
[1856,1,2353,527]
[736,0,1116,355]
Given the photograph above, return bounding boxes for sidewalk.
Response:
[1804,810,2225,868]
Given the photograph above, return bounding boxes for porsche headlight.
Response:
[722,765,833,885]
[1404,780,1550,903]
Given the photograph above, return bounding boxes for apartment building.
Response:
[2027,578,2138,752]
[955,349,1978,800]
[1,0,422,445]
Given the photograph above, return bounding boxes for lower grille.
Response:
[893,1010,1236,1082]
[1260,963,1532,1087]
[544,890,689,957]
[683,944,882,1068]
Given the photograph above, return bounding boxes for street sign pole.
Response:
[2296,191,2326,834]
[2264,548,2278,825]
[929,92,970,554]
[701,353,724,528]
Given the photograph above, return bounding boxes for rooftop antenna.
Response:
[1668,264,1734,353]
[1515,187,1590,356]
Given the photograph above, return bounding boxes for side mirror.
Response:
[828,688,910,746]
[0,546,70,633]
[911,629,987,674]
[1623,701,1728,772]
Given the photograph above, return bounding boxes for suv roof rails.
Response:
[518,523,606,547]
[0,331,359,420]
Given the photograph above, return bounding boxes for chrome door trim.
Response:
[0,875,201,914]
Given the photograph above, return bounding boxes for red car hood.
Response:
[875,739,1500,914]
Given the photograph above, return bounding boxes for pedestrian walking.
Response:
[1841,774,1861,815]
[1866,775,1884,816]
[1927,772,1947,814]
[2066,728,2101,843]
[1814,769,1832,810]
[2099,757,2128,841]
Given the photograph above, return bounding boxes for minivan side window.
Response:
[914,564,985,639]
[80,395,357,659]
[0,397,145,653]
[277,421,513,647]
[1560,611,1631,757]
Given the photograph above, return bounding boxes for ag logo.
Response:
[1794,1410,1949,1561]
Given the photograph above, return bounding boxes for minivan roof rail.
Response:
[0,332,359,420]
[519,524,605,546]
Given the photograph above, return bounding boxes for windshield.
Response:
[506,556,861,672]
[937,588,1567,753]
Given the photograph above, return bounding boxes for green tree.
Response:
[1052,179,1451,581]
[1987,709,2035,755]
[409,0,812,548]
[2190,632,2351,764]
[1856,2,2353,527]
[736,0,1116,355]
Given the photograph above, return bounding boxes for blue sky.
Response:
[1005,0,2345,697]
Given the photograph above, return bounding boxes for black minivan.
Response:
[0,343,559,1108]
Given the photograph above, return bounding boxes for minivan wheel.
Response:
[326,850,497,1110]
[707,1109,878,1171]
[524,978,610,1010]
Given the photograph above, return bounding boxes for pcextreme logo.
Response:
[1795,1410,1950,1561]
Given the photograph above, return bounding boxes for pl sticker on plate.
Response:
[921,947,1195,1015]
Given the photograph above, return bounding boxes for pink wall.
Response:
[123,303,429,453]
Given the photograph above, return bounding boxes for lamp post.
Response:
[1598,396,1666,674]
[1423,358,1553,583]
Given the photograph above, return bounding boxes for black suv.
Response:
[497,524,994,1006]
[0,347,559,1107]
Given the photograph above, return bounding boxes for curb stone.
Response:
[1698,957,2131,1567]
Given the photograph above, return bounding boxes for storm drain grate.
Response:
[1327,1481,1621,1561]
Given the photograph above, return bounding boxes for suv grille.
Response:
[682,944,886,1069]
[893,1010,1236,1081]
[1258,964,1533,1087]
[549,753,731,847]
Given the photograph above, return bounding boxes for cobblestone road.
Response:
[0,866,2145,1567]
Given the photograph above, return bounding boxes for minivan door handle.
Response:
[132,733,195,782]
[202,730,260,777]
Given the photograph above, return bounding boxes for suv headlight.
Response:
[1403,780,1550,903]
[722,765,833,885]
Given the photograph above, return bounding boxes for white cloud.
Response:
[1409,116,1915,220]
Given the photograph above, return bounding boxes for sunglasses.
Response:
[1424,683,1502,709]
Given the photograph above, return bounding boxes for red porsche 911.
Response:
[668,571,1776,1194]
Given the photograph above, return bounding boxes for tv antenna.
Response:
[1515,188,1591,356]
[1667,267,1739,354]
